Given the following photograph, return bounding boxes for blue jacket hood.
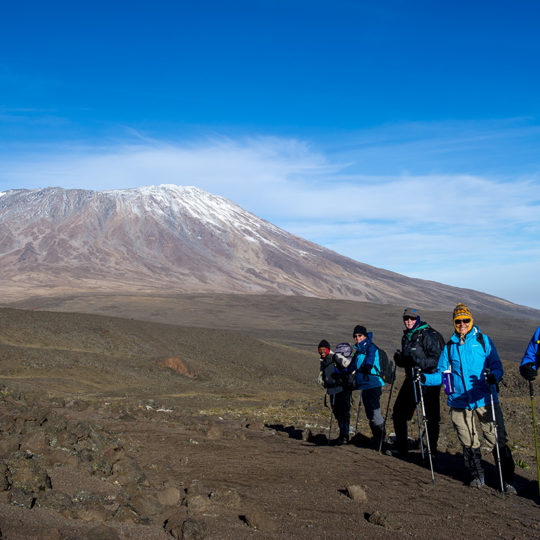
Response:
[353,332,373,353]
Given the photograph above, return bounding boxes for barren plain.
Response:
[0,294,538,539]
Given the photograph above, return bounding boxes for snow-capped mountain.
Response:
[0,185,534,316]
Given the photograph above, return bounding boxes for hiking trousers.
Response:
[332,390,352,437]
[450,403,508,450]
[392,378,441,454]
[360,387,384,434]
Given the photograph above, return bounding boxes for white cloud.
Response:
[1,135,539,308]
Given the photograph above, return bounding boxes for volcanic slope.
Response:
[1,185,537,318]
[0,307,538,539]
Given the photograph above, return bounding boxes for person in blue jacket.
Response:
[422,303,516,493]
[520,327,540,381]
[352,325,386,449]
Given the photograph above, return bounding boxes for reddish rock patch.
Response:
[157,357,197,378]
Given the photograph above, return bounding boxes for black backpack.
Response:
[373,345,395,384]
[429,327,446,353]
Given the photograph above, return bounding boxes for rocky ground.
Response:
[0,384,538,540]
[0,301,538,538]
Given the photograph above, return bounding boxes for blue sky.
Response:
[1,1,540,308]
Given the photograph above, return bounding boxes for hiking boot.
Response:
[331,434,349,446]
[468,476,485,488]
[503,482,517,495]
[464,447,484,488]
[384,446,408,459]
[369,423,386,450]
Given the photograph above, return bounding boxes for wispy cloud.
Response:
[1,134,539,308]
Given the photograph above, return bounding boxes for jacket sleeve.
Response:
[423,346,447,386]
[520,327,540,372]
[416,329,444,371]
[484,335,503,383]
[364,343,377,367]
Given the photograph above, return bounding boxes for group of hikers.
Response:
[317,302,540,495]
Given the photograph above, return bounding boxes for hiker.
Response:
[520,327,540,381]
[317,340,352,445]
[421,303,516,493]
[390,308,444,457]
[351,325,386,448]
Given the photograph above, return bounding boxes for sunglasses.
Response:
[403,316,417,322]
[455,318,471,325]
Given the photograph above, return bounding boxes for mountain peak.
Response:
[0,185,537,318]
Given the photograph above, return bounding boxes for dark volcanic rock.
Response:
[110,455,149,487]
[0,462,9,491]
[130,492,163,518]
[71,491,112,522]
[86,524,121,540]
[209,487,241,508]
[181,518,208,539]
[241,508,278,532]
[157,486,181,506]
[113,503,144,524]
[183,494,212,516]
[366,510,397,529]
[34,489,73,515]
[8,487,34,508]
[5,451,52,492]
[0,435,21,457]
[19,430,47,454]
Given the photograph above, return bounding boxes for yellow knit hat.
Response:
[453,303,473,333]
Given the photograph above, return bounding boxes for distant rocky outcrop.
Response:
[0,185,537,317]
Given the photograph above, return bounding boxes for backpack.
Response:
[333,342,353,369]
[427,327,446,353]
[373,345,395,384]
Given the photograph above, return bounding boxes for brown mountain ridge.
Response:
[1,185,538,319]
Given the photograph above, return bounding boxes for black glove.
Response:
[360,363,372,377]
[414,368,425,384]
[346,372,357,389]
[484,369,497,385]
[394,350,408,368]
[521,364,537,381]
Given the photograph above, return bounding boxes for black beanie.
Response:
[353,325,367,337]
[318,339,331,350]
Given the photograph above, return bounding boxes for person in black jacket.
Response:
[389,308,444,457]
[317,340,352,445]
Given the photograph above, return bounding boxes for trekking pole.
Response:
[411,368,425,460]
[379,364,397,453]
[529,381,540,496]
[487,379,505,495]
[354,390,362,435]
[416,371,435,483]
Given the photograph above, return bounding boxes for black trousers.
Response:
[392,377,441,454]
[331,390,352,437]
